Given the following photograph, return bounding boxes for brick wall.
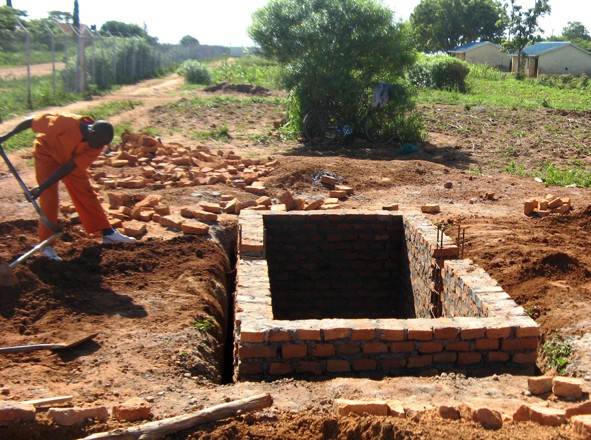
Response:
[234,210,539,380]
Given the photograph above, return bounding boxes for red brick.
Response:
[378,329,405,341]
[363,342,388,354]
[240,331,265,343]
[565,401,591,418]
[475,338,499,350]
[336,344,361,356]
[528,376,553,395]
[445,341,470,351]
[268,330,292,342]
[460,328,486,340]
[324,328,351,340]
[352,359,377,371]
[239,345,276,359]
[571,415,591,439]
[296,329,321,341]
[487,351,510,362]
[390,342,415,353]
[553,377,583,399]
[296,361,322,375]
[407,355,433,368]
[408,329,433,341]
[418,342,443,353]
[512,352,537,364]
[238,362,264,375]
[327,360,351,372]
[458,352,481,365]
[351,329,376,341]
[282,344,307,359]
[382,358,407,369]
[486,327,512,339]
[181,222,210,236]
[515,326,540,338]
[434,327,460,339]
[269,362,293,375]
[312,344,335,357]
[501,338,538,351]
[433,352,457,364]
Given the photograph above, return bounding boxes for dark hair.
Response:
[91,120,114,146]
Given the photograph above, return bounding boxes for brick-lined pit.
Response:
[234,210,539,380]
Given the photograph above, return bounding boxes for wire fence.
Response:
[0,23,244,117]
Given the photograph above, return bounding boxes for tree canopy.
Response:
[562,21,591,42]
[502,0,550,77]
[180,35,199,46]
[410,0,506,53]
[248,0,416,115]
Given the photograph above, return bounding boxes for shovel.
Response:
[0,333,99,354]
[0,142,63,286]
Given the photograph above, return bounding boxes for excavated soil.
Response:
[0,71,590,439]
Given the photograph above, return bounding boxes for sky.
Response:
[11,0,591,47]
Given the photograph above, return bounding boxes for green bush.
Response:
[408,55,470,92]
[177,60,212,85]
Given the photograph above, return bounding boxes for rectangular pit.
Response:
[234,210,539,380]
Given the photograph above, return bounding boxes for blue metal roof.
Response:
[449,41,492,53]
[523,42,572,56]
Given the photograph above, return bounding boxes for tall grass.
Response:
[418,66,591,111]
[209,56,283,90]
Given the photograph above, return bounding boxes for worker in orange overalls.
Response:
[0,112,136,261]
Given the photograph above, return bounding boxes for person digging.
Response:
[0,112,136,261]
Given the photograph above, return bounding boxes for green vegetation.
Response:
[177,60,212,85]
[192,316,216,333]
[210,56,283,90]
[542,331,572,375]
[248,0,418,139]
[417,67,591,111]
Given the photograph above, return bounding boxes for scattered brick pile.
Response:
[64,133,377,238]
[333,375,590,435]
[0,396,151,426]
[524,194,572,217]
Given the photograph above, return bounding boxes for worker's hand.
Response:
[29,186,41,199]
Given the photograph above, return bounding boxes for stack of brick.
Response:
[524,194,572,217]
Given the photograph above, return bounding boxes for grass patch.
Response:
[209,56,283,90]
[542,331,572,375]
[536,163,591,187]
[417,73,591,111]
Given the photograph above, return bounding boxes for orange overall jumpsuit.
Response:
[32,113,111,241]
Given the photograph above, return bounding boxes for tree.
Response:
[248,0,416,121]
[0,5,26,51]
[410,0,507,53]
[48,10,73,24]
[502,0,551,78]
[562,21,591,42]
[180,35,199,46]
[73,0,79,31]
[100,20,146,38]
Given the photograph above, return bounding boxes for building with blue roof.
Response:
[511,42,591,77]
[448,41,510,71]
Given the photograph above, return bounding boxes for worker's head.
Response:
[87,120,114,149]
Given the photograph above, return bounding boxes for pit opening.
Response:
[265,214,415,320]
[234,210,540,381]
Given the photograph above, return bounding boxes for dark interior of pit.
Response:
[264,214,416,320]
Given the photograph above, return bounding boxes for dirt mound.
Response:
[204,82,272,96]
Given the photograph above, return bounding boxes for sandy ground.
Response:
[0,72,590,439]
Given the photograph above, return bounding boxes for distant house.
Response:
[512,41,591,77]
[448,41,510,71]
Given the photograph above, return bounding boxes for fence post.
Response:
[15,19,32,108]
[43,23,57,93]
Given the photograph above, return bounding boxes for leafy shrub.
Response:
[408,55,470,92]
[177,60,212,85]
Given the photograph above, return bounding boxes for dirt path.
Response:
[0,74,590,439]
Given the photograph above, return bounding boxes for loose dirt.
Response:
[0,71,590,439]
